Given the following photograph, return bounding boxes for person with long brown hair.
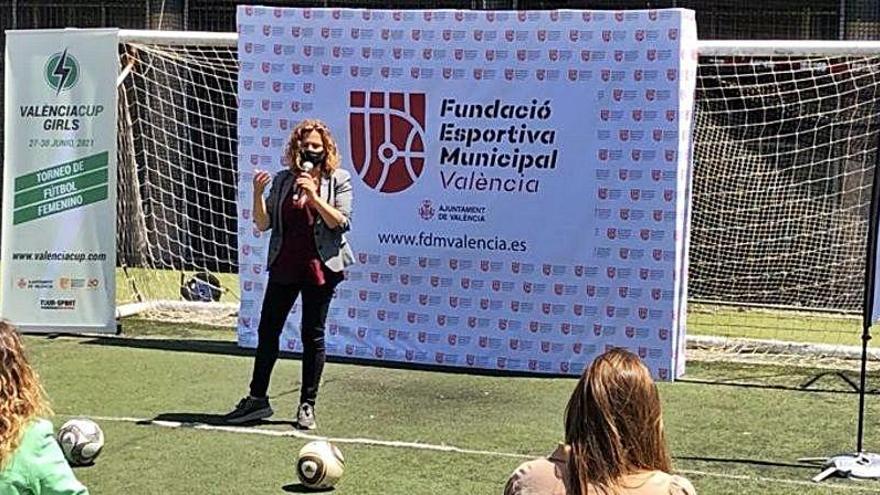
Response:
[0,321,88,494]
[504,348,695,495]
[224,119,354,430]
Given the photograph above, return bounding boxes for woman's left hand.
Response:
[296,173,319,201]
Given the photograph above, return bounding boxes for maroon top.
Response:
[269,187,342,286]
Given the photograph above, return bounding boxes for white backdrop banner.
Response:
[1,29,118,334]
[237,7,697,378]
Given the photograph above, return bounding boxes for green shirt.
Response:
[0,420,89,495]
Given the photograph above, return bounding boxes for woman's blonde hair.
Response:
[564,348,672,495]
[283,119,341,174]
[0,321,51,468]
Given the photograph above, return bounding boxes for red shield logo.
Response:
[652,288,662,300]
[607,267,616,279]
[560,362,569,373]
[659,328,669,340]
[542,303,551,315]
[652,169,662,181]
[626,326,635,338]
[461,278,471,289]
[348,307,357,318]
[639,307,648,319]
[537,30,546,42]
[641,229,651,241]
[378,310,387,321]
[573,343,583,354]
[594,324,602,336]
[492,280,501,292]
[474,69,483,80]
[529,321,539,333]
[581,50,591,62]
[607,228,617,240]
[444,67,453,80]
[574,304,584,316]
[649,10,658,20]
[620,247,630,259]
[634,69,643,81]
[418,331,427,343]
[469,317,478,329]
[665,149,676,162]
[619,286,629,298]
[467,354,476,366]
[633,149,643,162]
[431,276,440,288]
[359,290,368,302]
[586,285,596,297]
[510,339,519,350]
[554,284,564,296]
[389,292,398,304]
[667,68,678,81]
[543,264,552,276]
[620,208,630,219]
[635,29,645,41]
[349,90,427,193]
[408,312,417,324]
[668,28,679,40]
[497,358,507,369]
[499,319,508,331]
[448,334,457,346]
[619,129,630,141]
[321,65,330,76]
[350,66,359,77]
[665,189,675,201]
[406,350,415,361]
[601,69,611,82]
[523,282,533,294]
[647,49,657,61]
[614,50,624,63]
[443,30,452,41]
[613,89,623,101]
[631,189,641,201]
[541,341,551,353]
[423,48,433,60]
[575,265,584,277]
[654,210,664,221]
[412,30,421,41]
[536,69,545,81]
[632,109,643,121]
[614,11,624,21]
[418,294,428,305]
[506,68,516,81]
[602,30,611,42]
[486,49,495,61]
[549,49,559,61]
[640,268,650,280]
[653,249,663,261]
[653,129,663,141]
[437,314,447,326]
[511,300,520,312]
[400,274,410,285]
[598,149,609,161]
[606,306,615,317]
[474,30,483,41]
[598,187,608,199]
[262,25,271,36]
[261,62,270,73]
[411,68,420,79]
[481,260,490,272]
[639,346,648,358]
[480,298,489,310]
[666,109,676,121]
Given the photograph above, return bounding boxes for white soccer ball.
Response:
[57,418,104,466]
[296,440,345,489]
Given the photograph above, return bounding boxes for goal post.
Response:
[112,29,880,362]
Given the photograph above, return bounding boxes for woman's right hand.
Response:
[253,170,271,195]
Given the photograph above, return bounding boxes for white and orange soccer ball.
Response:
[296,440,345,490]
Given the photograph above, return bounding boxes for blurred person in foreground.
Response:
[0,321,89,495]
[504,348,695,495]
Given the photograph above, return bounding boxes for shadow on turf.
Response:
[148,412,296,428]
[78,336,574,378]
[676,455,816,470]
[282,484,333,493]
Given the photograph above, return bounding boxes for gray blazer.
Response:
[263,167,355,273]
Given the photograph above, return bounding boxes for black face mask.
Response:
[299,150,326,170]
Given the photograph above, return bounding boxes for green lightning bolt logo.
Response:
[44,49,79,95]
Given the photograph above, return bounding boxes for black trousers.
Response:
[249,279,336,405]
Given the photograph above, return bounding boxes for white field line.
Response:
[65,414,880,492]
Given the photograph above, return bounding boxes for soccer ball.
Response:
[296,440,345,489]
[57,419,104,466]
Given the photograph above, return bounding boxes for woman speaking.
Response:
[225,119,354,430]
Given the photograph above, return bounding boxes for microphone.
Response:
[293,161,314,202]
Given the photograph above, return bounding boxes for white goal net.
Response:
[115,32,880,362]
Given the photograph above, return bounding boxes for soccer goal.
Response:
[115,31,880,363]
